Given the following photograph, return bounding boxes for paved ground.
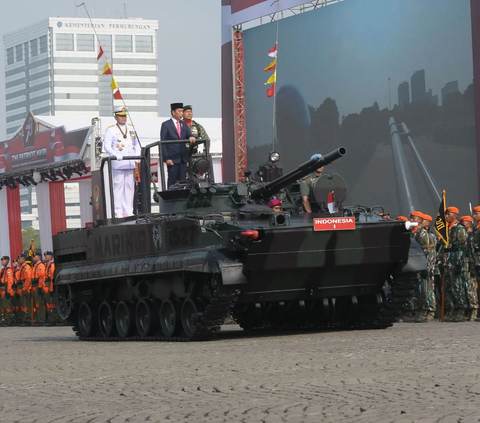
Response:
[1,323,480,423]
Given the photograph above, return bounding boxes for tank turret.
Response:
[153,144,347,214]
[250,147,346,200]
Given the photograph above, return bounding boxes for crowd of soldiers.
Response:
[0,250,59,326]
[396,206,480,322]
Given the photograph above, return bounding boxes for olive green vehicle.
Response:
[53,142,426,341]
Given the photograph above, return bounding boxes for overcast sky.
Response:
[0,0,221,136]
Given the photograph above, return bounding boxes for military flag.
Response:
[28,239,35,266]
[434,190,449,245]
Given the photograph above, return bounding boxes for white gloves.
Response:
[116,154,123,161]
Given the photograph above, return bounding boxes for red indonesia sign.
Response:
[313,217,356,231]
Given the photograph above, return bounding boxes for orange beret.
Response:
[423,214,433,221]
[395,216,408,222]
[446,206,459,215]
[460,215,473,222]
[409,211,424,219]
[473,206,480,213]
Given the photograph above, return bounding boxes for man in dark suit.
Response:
[161,102,196,188]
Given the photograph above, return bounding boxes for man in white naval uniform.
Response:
[103,106,140,217]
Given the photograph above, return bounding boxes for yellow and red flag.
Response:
[264,58,276,72]
[101,62,113,75]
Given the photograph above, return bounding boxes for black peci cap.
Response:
[170,102,183,111]
[1,255,9,261]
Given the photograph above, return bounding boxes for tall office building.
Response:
[441,80,459,105]
[4,17,159,137]
[411,70,426,104]
[397,81,410,107]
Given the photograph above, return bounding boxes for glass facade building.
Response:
[3,17,159,137]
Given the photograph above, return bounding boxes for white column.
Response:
[79,179,93,227]
[36,183,53,253]
[0,189,10,255]
[103,166,113,219]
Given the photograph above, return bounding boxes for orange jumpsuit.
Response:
[16,263,32,323]
[45,261,56,320]
[32,260,47,323]
[0,266,14,324]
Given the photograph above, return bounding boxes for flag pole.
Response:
[441,247,445,323]
[76,2,160,198]
[271,0,281,150]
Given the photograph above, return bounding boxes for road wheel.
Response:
[136,299,158,338]
[181,298,204,338]
[77,301,97,338]
[98,301,116,337]
[116,301,135,338]
[160,298,181,338]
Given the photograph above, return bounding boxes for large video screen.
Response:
[243,0,476,217]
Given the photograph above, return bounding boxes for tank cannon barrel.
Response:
[250,147,347,200]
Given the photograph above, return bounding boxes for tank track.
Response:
[233,271,417,332]
[73,287,240,342]
[370,271,417,328]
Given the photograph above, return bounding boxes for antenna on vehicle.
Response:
[124,0,128,18]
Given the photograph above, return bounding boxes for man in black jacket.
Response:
[161,102,196,187]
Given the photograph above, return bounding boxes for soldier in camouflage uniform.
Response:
[438,207,468,322]
[300,154,324,213]
[460,215,478,321]
[473,206,480,316]
[403,211,430,322]
[183,105,210,151]
[420,214,437,321]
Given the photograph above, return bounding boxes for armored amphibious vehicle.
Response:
[53,142,425,341]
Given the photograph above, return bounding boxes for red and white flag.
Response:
[328,191,335,214]
[268,44,277,58]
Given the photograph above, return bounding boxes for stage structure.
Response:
[222,0,480,216]
[0,112,93,258]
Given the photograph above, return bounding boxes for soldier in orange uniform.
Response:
[44,251,57,324]
[17,254,32,325]
[32,251,47,324]
[0,256,15,326]
[10,258,19,323]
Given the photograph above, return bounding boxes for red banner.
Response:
[231,0,266,13]
[313,217,356,231]
[0,125,89,176]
